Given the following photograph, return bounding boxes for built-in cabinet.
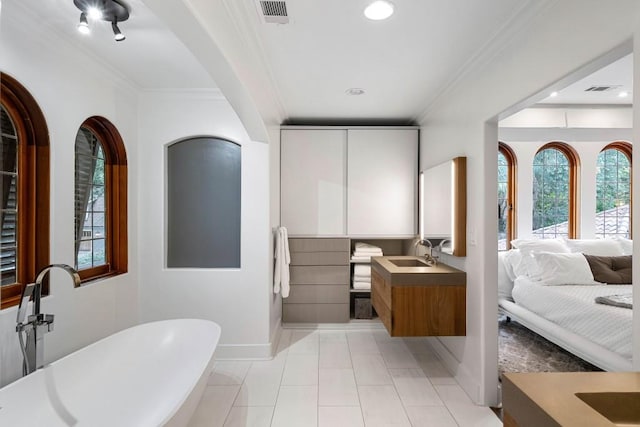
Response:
[283,238,350,323]
[280,127,418,237]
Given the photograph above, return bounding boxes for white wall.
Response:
[420,0,640,406]
[268,126,283,344]
[137,91,275,359]
[0,4,139,386]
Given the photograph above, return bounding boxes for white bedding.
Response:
[511,276,632,360]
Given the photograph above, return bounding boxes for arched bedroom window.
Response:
[498,143,517,250]
[532,142,579,239]
[596,142,632,238]
[74,117,128,282]
[0,73,50,309]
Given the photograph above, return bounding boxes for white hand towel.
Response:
[354,242,383,254]
[353,275,371,283]
[351,255,373,261]
[274,226,291,298]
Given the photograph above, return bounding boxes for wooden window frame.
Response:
[597,141,632,238]
[498,142,517,250]
[75,117,127,282]
[0,73,50,309]
[533,142,580,239]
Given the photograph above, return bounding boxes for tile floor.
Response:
[189,328,502,427]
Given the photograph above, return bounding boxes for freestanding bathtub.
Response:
[0,319,221,426]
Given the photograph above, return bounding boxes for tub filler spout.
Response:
[16,264,81,376]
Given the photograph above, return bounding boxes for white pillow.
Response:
[502,249,525,279]
[613,237,633,256]
[530,252,598,285]
[511,238,570,254]
[564,238,624,256]
[498,251,514,301]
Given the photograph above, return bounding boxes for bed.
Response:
[498,238,633,372]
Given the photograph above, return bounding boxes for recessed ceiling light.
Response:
[364,1,394,20]
[346,88,365,96]
[549,91,558,97]
[618,91,629,98]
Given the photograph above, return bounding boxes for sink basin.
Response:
[576,392,640,426]
[389,259,431,267]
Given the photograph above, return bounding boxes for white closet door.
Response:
[347,129,418,236]
[281,129,347,235]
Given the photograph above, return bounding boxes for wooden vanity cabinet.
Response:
[371,264,466,337]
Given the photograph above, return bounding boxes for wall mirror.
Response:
[420,157,467,256]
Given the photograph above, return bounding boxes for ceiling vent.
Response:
[256,1,289,24]
[584,85,621,92]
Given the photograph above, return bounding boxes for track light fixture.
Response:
[112,20,125,41]
[73,0,130,42]
[77,12,90,34]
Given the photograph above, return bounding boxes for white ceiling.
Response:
[538,53,633,105]
[8,0,216,90]
[7,0,633,126]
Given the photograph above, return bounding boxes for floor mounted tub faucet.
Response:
[16,264,81,375]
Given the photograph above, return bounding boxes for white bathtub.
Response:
[0,319,221,426]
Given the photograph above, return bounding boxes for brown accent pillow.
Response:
[583,254,632,284]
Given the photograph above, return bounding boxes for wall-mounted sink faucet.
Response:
[16,264,81,376]
[414,239,437,266]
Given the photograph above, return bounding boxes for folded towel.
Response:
[351,255,375,261]
[353,275,371,283]
[354,250,383,257]
[354,265,371,277]
[595,294,632,309]
[355,242,382,252]
[353,242,382,255]
[353,281,371,290]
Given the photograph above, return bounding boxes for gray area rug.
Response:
[498,317,601,377]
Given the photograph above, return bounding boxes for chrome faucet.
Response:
[16,264,81,375]
[414,239,437,266]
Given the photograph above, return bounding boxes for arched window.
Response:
[532,142,579,239]
[498,143,517,250]
[0,73,49,309]
[74,117,127,282]
[596,142,632,238]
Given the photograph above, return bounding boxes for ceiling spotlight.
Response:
[364,0,394,20]
[73,0,129,41]
[112,20,125,41]
[549,91,558,97]
[618,91,629,98]
[77,12,90,34]
[87,6,103,20]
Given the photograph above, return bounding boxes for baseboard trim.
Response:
[215,320,284,361]
[427,337,481,405]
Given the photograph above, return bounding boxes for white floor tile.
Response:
[209,361,252,385]
[288,330,320,354]
[189,385,240,427]
[318,406,365,427]
[320,341,352,369]
[223,406,274,427]
[402,338,437,356]
[318,330,347,342]
[281,353,319,385]
[351,354,393,385]
[233,358,285,407]
[271,385,318,427]
[377,342,420,369]
[419,359,457,384]
[347,331,380,354]
[276,329,293,355]
[434,384,474,405]
[318,368,359,406]
[358,385,411,427]
[389,369,444,407]
[405,406,458,427]
[446,403,502,427]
